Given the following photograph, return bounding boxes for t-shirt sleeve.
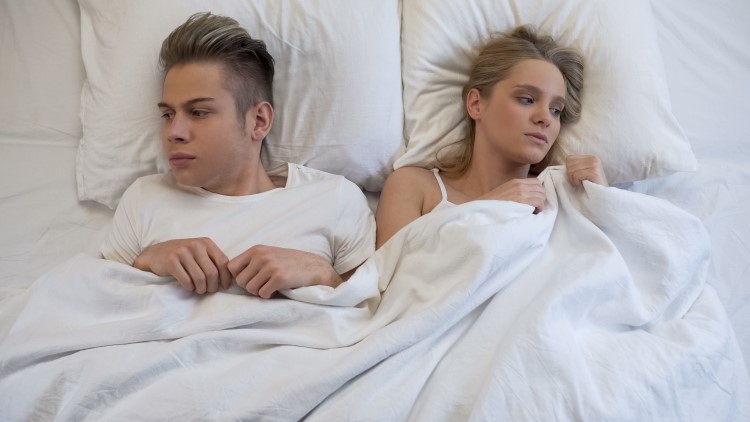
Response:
[331,179,376,275]
[100,181,143,265]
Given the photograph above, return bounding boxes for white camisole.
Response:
[431,168,456,212]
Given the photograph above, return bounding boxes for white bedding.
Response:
[1,0,750,418]
[2,168,747,421]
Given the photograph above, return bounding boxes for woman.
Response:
[376,25,608,248]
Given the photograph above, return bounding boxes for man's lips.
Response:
[169,153,195,167]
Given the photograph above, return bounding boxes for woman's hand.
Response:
[481,178,547,214]
[565,155,608,187]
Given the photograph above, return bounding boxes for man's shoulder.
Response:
[285,164,370,206]
[287,163,350,187]
[120,172,186,203]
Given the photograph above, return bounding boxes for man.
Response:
[101,12,375,298]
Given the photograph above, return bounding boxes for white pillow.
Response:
[76,0,403,209]
[0,0,83,144]
[397,0,697,185]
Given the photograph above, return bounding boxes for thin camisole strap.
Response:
[431,168,449,203]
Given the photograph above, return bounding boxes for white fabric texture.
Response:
[102,163,375,276]
[2,167,747,421]
[76,0,403,209]
[0,0,83,144]
[398,0,697,185]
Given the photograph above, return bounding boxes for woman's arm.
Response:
[375,167,430,249]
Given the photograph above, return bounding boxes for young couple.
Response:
[102,12,607,298]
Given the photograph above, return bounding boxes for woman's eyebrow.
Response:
[514,84,566,105]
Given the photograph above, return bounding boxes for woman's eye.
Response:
[550,107,562,117]
[518,97,534,105]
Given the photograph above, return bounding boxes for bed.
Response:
[1,0,748,420]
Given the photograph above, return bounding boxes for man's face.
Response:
[158,62,259,196]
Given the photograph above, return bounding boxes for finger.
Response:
[227,253,247,278]
[235,261,262,293]
[566,164,582,187]
[196,246,231,293]
[258,277,281,300]
[218,262,233,290]
[209,247,232,290]
[194,252,221,293]
[567,165,592,188]
[256,264,289,299]
[565,155,591,185]
[168,258,196,292]
[534,193,547,212]
[179,253,207,294]
[245,267,272,297]
[185,244,220,294]
[227,244,264,277]
[565,154,589,167]
[520,190,546,212]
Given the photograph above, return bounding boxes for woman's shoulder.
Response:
[382,166,438,195]
[386,166,436,186]
[382,166,443,210]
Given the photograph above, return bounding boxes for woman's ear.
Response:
[466,88,482,121]
[246,102,274,142]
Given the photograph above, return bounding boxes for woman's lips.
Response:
[526,133,548,144]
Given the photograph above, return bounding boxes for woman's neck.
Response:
[447,152,530,200]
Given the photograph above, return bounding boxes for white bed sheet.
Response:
[2,168,747,420]
[0,142,112,290]
[0,0,749,382]
[0,0,114,289]
[635,0,750,366]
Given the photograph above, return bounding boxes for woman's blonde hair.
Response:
[438,25,584,175]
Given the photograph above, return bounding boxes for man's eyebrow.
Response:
[157,97,215,109]
[514,84,566,105]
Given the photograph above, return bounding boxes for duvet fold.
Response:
[1,166,747,421]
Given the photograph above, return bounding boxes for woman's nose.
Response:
[533,105,551,127]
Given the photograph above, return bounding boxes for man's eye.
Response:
[160,112,173,120]
[192,110,208,117]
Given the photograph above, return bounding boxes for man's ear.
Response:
[246,101,274,142]
[466,88,483,121]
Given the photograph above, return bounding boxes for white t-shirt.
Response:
[101,163,375,275]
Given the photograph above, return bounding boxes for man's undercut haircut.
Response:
[160,12,276,123]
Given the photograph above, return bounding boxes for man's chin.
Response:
[171,172,202,189]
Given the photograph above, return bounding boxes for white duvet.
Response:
[1,167,748,421]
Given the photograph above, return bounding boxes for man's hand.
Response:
[228,245,342,299]
[566,155,608,187]
[133,238,232,294]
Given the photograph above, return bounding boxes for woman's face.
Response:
[468,59,567,167]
